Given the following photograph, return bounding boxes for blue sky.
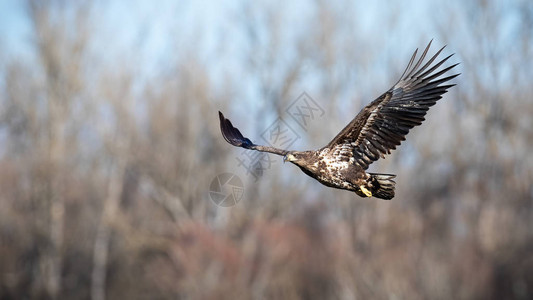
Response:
[0,0,435,72]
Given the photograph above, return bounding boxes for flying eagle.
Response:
[219,42,459,200]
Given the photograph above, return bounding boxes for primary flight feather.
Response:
[219,41,459,200]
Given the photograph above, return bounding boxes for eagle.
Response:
[219,41,459,200]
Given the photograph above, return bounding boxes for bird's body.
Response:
[278,149,394,199]
[219,41,459,200]
[284,150,358,188]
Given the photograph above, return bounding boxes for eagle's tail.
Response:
[368,173,396,200]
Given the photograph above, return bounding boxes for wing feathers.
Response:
[325,42,459,170]
[404,41,432,79]
[219,111,254,148]
[219,42,459,171]
[219,111,289,156]
[399,48,418,81]
[411,46,446,78]
[416,53,454,80]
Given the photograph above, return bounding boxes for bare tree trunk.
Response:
[91,158,127,300]
[45,98,66,299]
[90,73,132,300]
[28,1,87,296]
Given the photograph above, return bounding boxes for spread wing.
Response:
[326,41,459,170]
[219,111,290,156]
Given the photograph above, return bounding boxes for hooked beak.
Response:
[284,153,296,163]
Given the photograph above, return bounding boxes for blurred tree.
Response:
[0,0,531,299]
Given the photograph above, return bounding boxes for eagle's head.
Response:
[284,151,318,177]
[283,151,314,168]
[283,152,299,163]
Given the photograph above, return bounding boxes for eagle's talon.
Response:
[360,186,372,197]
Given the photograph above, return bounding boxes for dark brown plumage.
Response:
[219,41,459,200]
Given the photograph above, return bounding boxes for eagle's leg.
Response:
[360,185,372,197]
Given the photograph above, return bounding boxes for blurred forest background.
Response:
[1,0,532,299]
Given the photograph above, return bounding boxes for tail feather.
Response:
[368,173,396,200]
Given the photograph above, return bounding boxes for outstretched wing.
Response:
[219,111,289,156]
[326,41,459,170]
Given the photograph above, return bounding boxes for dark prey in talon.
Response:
[219,41,459,200]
